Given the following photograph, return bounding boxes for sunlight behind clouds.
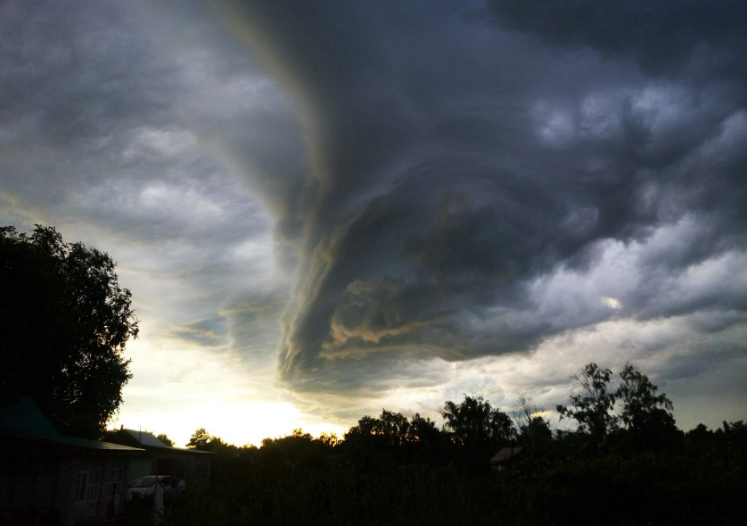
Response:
[602,297,622,310]
[119,325,345,447]
[1,0,745,446]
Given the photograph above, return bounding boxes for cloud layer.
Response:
[1,0,745,432]
[214,0,747,401]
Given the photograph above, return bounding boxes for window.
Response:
[76,459,101,502]
[107,459,125,498]
[75,473,87,501]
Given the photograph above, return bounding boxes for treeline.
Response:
[142,363,746,526]
[183,362,744,466]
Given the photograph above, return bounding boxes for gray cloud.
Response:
[0,0,291,347]
[1,0,744,424]
[207,0,747,397]
[484,0,747,81]
[170,317,229,348]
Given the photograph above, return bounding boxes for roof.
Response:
[167,446,214,455]
[0,398,143,453]
[2,428,144,452]
[120,428,214,455]
[490,446,525,464]
[0,397,58,435]
[124,429,169,448]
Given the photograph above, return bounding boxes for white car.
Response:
[126,475,186,503]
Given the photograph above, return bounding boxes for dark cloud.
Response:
[210,0,747,395]
[484,0,747,81]
[220,289,289,374]
[0,0,294,248]
[0,0,290,361]
[1,0,744,422]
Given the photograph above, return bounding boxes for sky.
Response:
[1,0,745,447]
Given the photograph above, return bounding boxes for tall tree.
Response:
[187,428,212,449]
[557,363,617,450]
[408,413,442,445]
[344,410,412,449]
[617,363,679,450]
[513,395,551,455]
[375,410,411,447]
[442,395,514,460]
[1,225,138,438]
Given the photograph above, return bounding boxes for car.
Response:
[126,475,186,503]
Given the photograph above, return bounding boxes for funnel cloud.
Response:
[1,0,745,430]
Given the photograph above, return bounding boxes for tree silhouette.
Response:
[618,363,673,426]
[513,395,551,456]
[187,428,212,449]
[344,410,412,453]
[343,410,452,465]
[557,363,617,450]
[187,428,230,452]
[1,225,138,438]
[617,363,680,450]
[375,410,410,447]
[408,413,441,445]
[442,395,514,465]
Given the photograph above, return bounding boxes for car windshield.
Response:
[132,478,157,488]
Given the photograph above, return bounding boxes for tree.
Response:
[1,225,138,438]
[617,364,673,427]
[557,363,617,450]
[186,428,231,452]
[344,410,410,451]
[442,395,514,462]
[617,364,681,450]
[408,413,442,445]
[376,409,411,447]
[513,395,552,456]
[720,421,747,454]
[686,421,747,455]
[315,432,340,447]
[156,433,175,447]
[187,428,212,449]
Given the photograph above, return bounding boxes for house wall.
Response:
[55,456,132,526]
[0,456,59,524]
[55,458,91,526]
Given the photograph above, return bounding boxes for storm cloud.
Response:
[1,0,745,430]
[209,0,747,396]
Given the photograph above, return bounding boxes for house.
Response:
[102,428,213,489]
[0,397,144,526]
[489,446,528,470]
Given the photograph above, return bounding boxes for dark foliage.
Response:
[0,225,138,438]
[186,427,231,452]
[557,363,618,450]
[616,363,682,452]
[138,366,746,525]
[442,395,515,468]
[187,428,212,449]
[344,410,453,465]
[149,419,747,526]
[514,395,552,457]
